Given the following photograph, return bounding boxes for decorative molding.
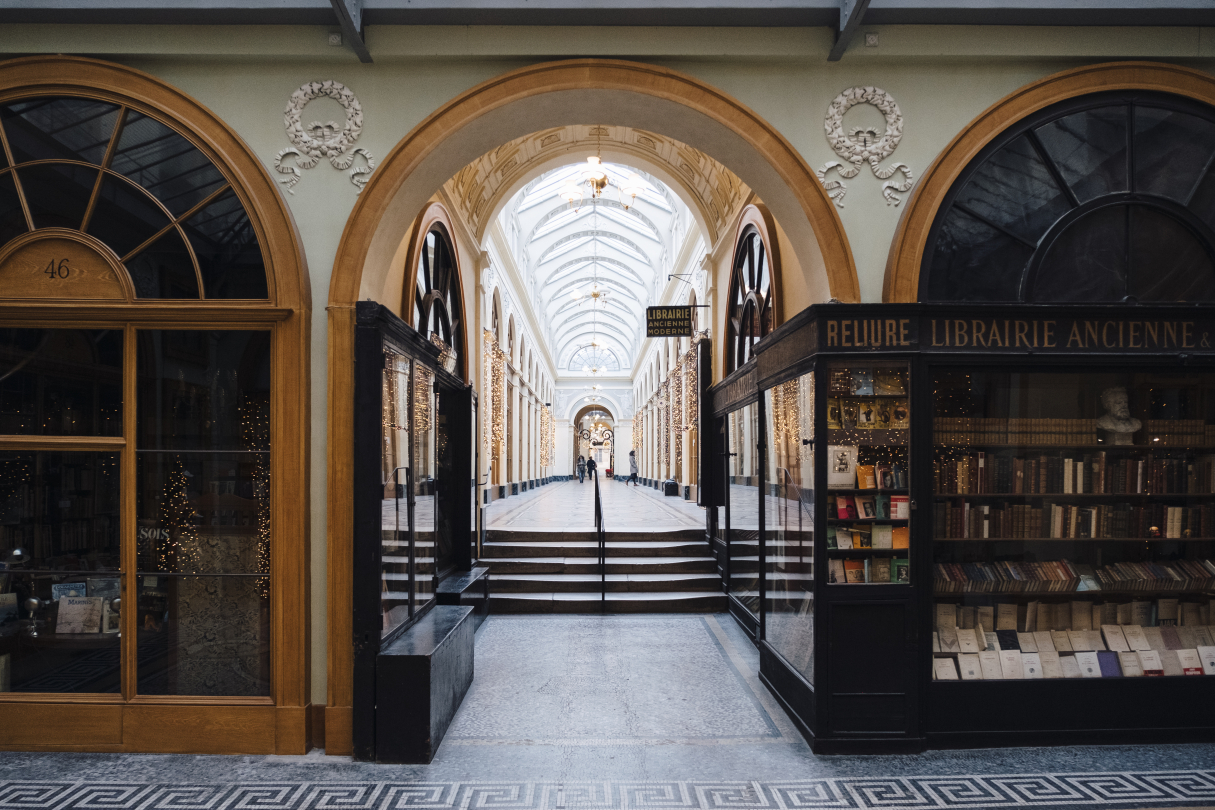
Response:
[274,81,375,194]
[817,86,914,207]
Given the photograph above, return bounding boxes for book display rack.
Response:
[708,303,1215,755]
[931,368,1215,687]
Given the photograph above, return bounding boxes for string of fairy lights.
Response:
[632,337,703,479]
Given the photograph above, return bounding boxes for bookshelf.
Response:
[825,360,913,585]
[931,368,1215,684]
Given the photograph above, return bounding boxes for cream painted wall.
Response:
[4,22,1214,707]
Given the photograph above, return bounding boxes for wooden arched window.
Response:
[726,205,780,373]
[405,204,465,378]
[0,56,308,752]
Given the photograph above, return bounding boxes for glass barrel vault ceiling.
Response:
[500,161,694,377]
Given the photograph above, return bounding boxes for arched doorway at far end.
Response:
[573,403,616,476]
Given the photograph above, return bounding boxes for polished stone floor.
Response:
[486,479,704,531]
[2,614,1214,810]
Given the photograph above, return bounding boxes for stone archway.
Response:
[324,58,859,754]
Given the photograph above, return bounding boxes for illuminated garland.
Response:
[771,377,801,455]
[414,364,434,434]
[241,397,272,597]
[159,454,200,573]
[539,405,554,467]
[660,380,670,470]
[672,358,683,475]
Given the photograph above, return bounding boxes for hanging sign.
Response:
[647,306,693,337]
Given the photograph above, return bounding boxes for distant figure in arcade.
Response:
[628,450,639,486]
[577,455,586,483]
[586,456,598,479]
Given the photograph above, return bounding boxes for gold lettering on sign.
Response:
[0,235,129,300]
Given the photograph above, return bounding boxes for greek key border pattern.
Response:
[1,772,1213,810]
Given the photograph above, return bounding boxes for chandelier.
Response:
[557,128,646,211]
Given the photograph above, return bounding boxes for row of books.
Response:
[937,595,1211,631]
[933,560,1215,593]
[1144,420,1215,446]
[934,418,1100,446]
[828,524,909,549]
[828,556,910,583]
[933,452,1215,496]
[828,492,910,520]
[931,501,1215,539]
[935,620,1215,655]
[932,560,1087,593]
[934,647,1215,680]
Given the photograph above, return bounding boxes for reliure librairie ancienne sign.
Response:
[646,306,693,337]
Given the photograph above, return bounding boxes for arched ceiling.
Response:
[443,124,748,248]
[503,160,689,376]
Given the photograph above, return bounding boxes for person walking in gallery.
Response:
[628,450,639,486]
[586,455,597,479]
[577,455,586,483]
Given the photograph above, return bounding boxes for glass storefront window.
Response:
[135,330,271,696]
[382,352,411,636]
[825,361,912,585]
[0,329,122,436]
[727,402,760,616]
[414,366,437,607]
[931,368,1215,681]
[763,372,815,682]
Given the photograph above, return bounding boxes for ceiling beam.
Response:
[330,0,371,62]
[827,0,871,61]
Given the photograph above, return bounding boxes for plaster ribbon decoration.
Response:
[274,80,376,194]
[817,86,914,207]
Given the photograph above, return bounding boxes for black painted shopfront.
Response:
[708,304,1215,752]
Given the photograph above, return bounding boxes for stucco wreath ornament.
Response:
[273,80,376,194]
[817,86,914,207]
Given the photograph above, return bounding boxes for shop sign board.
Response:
[647,306,693,337]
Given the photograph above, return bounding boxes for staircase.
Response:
[482,528,727,612]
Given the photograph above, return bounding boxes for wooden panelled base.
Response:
[324,705,354,755]
[0,703,312,754]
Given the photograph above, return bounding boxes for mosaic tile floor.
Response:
[486,480,704,532]
[2,615,1214,810]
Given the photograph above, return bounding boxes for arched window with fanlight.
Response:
[0,57,309,752]
[921,90,1215,303]
[726,205,780,373]
[406,206,465,379]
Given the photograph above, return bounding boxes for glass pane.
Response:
[931,368,1215,683]
[1,571,122,693]
[763,372,815,683]
[111,111,227,218]
[135,452,270,575]
[86,173,172,259]
[414,366,436,608]
[1128,205,1215,303]
[382,353,411,638]
[1034,106,1128,204]
[135,575,269,696]
[0,451,121,572]
[826,362,911,586]
[925,207,1031,302]
[955,135,1074,245]
[180,189,268,300]
[0,328,123,437]
[727,402,760,617]
[0,171,27,247]
[1134,106,1215,203]
[1029,204,1127,303]
[137,330,271,451]
[123,228,199,298]
[16,163,97,230]
[0,98,120,165]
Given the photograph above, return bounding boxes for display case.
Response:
[351,302,475,761]
[707,303,1215,753]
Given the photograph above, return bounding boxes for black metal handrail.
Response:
[593,469,606,610]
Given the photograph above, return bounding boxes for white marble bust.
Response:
[1096,386,1141,435]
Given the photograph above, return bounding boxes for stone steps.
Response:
[482,527,724,613]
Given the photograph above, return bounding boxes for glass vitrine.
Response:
[727,401,761,619]
[931,367,1215,683]
[763,370,815,682]
[825,359,912,586]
